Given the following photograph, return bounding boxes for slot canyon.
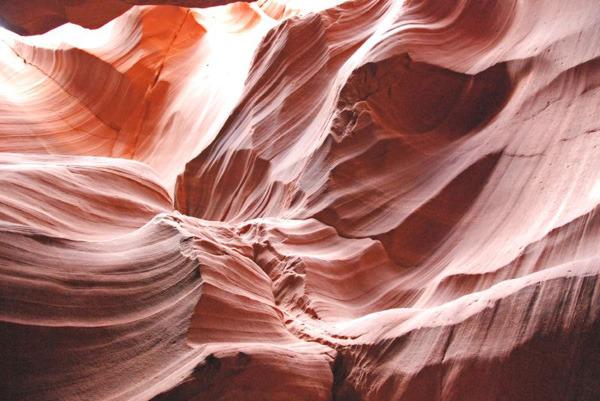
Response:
[1,0,599,400]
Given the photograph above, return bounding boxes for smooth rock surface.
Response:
[1,1,599,400]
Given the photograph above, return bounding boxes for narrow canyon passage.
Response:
[1,1,599,400]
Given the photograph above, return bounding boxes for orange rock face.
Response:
[1,1,600,400]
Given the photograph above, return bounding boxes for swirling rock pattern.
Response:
[1,0,599,400]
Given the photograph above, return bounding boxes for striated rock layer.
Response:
[1,0,600,400]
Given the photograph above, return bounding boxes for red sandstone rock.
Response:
[1,1,599,400]
[0,1,249,36]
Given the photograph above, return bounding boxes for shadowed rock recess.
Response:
[1,0,600,400]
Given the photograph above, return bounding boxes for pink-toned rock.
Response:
[1,0,599,400]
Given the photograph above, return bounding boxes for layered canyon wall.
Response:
[1,0,600,400]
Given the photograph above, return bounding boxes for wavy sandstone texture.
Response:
[1,0,600,400]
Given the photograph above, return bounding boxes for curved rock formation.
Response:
[1,0,600,400]
[0,1,248,36]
